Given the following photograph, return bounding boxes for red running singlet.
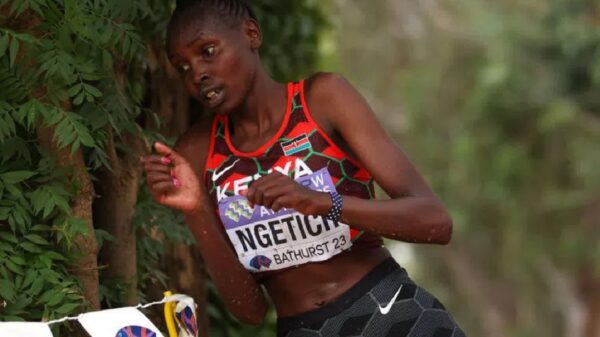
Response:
[204,80,384,272]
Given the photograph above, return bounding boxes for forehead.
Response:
[167,14,242,55]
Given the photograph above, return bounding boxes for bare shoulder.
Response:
[174,114,214,173]
[304,72,352,110]
[304,72,371,127]
[305,72,351,95]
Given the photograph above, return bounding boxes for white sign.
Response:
[78,307,165,337]
[0,322,53,337]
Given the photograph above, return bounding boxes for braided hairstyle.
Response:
[169,0,258,33]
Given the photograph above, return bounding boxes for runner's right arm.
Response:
[142,120,268,325]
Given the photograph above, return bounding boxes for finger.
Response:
[262,184,294,209]
[154,142,184,164]
[142,155,173,166]
[271,195,293,212]
[144,163,172,175]
[250,171,287,186]
[247,172,290,203]
[147,172,173,185]
[247,177,284,206]
[152,180,177,194]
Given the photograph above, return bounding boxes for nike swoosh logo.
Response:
[212,159,240,182]
[378,284,403,315]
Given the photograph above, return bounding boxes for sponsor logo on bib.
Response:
[218,168,352,271]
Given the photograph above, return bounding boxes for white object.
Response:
[78,307,165,337]
[0,322,53,337]
[378,284,404,315]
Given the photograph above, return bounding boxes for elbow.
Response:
[438,213,453,245]
[426,203,453,245]
[434,208,453,245]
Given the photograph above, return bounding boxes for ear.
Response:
[243,19,262,50]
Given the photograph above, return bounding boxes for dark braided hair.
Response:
[169,0,258,32]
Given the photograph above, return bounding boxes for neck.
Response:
[230,65,287,136]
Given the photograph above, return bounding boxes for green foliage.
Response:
[0,153,85,323]
[0,0,170,328]
[254,0,327,81]
[132,182,194,304]
[1,0,325,336]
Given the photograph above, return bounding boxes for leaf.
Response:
[67,83,82,97]
[73,91,85,105]
[15,100,42,130]
[0,171,36,184]
[0,231,18,243]
[54,302,80,314]
[31,224,51,232]
[25,234,49,245]
[9,37,18,67]
[0,33,8,56]
[9,256,26,265]
[83,83,102,98]
[0,241,14,253]
[0,279,16,302]
[28,275,44,296]
[39,269,61,284]
[4,259,24,275]
[20,242,42,253]
[40,251,67,262]
[21,269,37,290]
[46,290,65,306]
[0,171,36,185]
[37,288,56,303]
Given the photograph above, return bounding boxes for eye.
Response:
[201,45,216,59]
[177,63,190,74]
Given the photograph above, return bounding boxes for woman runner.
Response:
[142,1,466,336]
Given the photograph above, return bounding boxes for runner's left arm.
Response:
[245,73,452,244]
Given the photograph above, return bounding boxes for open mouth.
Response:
[203,88,224,106]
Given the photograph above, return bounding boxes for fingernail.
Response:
[170,169,176,178]
[161,156,172,165]
[173,178,182,188]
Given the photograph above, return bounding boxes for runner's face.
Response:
[168,18,258,115]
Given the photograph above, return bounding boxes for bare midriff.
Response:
[259,246,391,317]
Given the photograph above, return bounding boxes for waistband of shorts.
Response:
[277,257,404,332]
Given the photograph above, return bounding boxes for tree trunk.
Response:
[147,45,209,336]
[95,130,146,306]
[36,124,101,310]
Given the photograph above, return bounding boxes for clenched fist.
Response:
[242,172,331,215]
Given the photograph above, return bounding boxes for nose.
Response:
[193,72,210,84]
[191,62,210,85]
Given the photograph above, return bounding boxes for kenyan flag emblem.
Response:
[281,134,312,156]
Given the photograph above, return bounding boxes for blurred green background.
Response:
[0,0,598,336]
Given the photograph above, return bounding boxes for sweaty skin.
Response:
[142,16,452,324]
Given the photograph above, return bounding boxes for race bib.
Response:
[218,168,352,272]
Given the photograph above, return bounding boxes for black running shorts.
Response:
[277,258,466,337]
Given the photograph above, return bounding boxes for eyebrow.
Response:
[186,30,207,47]
[167,30,208,60]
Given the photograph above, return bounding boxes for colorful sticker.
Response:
[174,295,198,337]
[116,326,159,337]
